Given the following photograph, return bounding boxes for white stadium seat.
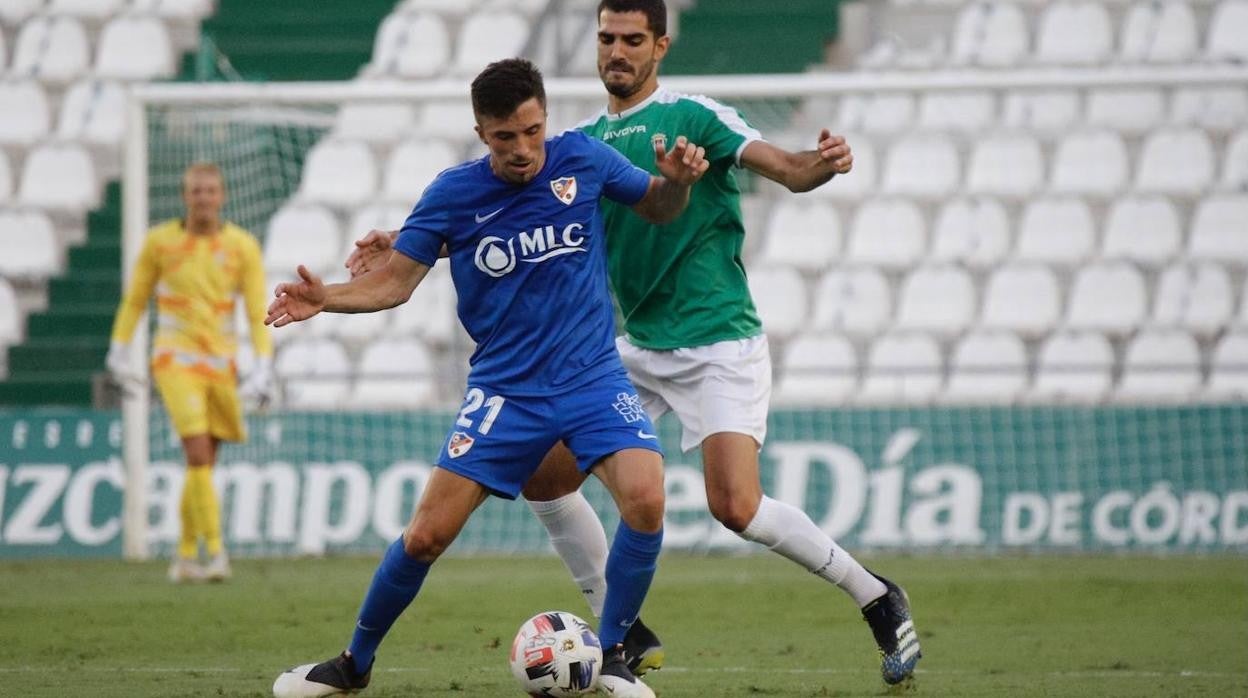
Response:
[276,338,352,409]
[1030,331,1113,403]
[1135,128,1214,196]
[851,94,916,136]
[981,263,1061,338]
[48,0,127,20]
[894,265,976,337]
[96,16,175,80]
[264,204,342,277]
[130,0,215,20]
[929,198,1011,270]
[1151,263,1235,337]
[1036,1,1114,65]
[1101,196,1181,268]
[1086,89,1164,136]
[845,199,926,269]
[1221,129,1248,191]
[1050,130,1128,197]
[0,80,51,146]
[0,210,59,279]
[1208,0,1248,62]
[366,12,450,79]
[1066,261,1147,335]
[951,1,1029,67]
[348,338,437,409]
[772,333,858,406]
[0,278,23,346]
[348,203,412,245]
[943,331,1027,404]
[403,0,480,15]
[1188,195,1248,266]
[1171,88,1248,135]
[810,267,892,338]
[451,11,529,77]
[916,91,995,134]
[332,103,418,144]
[383,138,459,203]
[809,134,875,201]
[0,25,6,73]
[1119,0,1197,63]
[1014,198,1095,267]
[747,266,807,340]
[0,0,44,25]
[858,333,943,405]
[298,140,378,208]
[388,263,458,345]
[0,152,11,203]
[416,100,479,142]
[759,200,841,271]
[1002,90,1081,136]
[1116,329,1201,402]
[882,135,960,199]
[331,307,391,342]
[57,80,127,147]
[11,16,90,85]
[1207,332,1248,399]
[967,134,1044,198]
[18,143,98,212]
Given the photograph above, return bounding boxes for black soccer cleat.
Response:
[596,644,656,697]
[861,573,921,685]
[621,617,665,676]
[272,651,372,697]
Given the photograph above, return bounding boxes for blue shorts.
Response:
[434,371,663,499]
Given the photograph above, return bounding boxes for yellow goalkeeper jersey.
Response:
[111,219,273,367]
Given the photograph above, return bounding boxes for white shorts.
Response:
[616,334,771,453]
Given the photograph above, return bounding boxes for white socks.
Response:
[526,491,609,618]
[739,495,887,608]
[528,490,888,612]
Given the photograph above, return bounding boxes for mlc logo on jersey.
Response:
[473,222,588,278]
[550,176,577,205]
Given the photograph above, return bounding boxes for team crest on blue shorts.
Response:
[448,431,474,458]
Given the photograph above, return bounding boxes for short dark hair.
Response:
[471,58,547,121]
[598,0,667,37]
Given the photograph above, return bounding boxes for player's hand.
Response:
[818,129,853,174]
[653,135,709,186]
[105,341,145,395]
[238,356,275,410]
[346,229,397,279]
[266,265,327,327]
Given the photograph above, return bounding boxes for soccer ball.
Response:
[509,611,602,697]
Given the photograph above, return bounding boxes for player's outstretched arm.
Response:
[741,129,853,193]
[267,253,431,327]
[632,135,710,224]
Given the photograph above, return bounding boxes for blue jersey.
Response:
[395,130,652,395]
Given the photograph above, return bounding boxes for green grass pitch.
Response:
[1,554,1244,697]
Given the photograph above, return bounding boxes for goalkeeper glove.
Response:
[239,356,275,409]
[105,341,144,393]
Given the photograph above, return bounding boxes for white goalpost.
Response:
[120,64,1248,560]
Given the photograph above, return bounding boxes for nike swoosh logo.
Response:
[637,430,658,440]
[475,207,504,223]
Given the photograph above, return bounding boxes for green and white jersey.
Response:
[577,86,763,350]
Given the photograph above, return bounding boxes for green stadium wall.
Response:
[0,406,1245,558]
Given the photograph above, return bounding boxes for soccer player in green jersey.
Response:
[344,1,921,685]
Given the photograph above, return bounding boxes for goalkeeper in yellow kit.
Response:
[106,162,273,583]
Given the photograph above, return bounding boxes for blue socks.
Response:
[347,538,431,674]
[598,521,663,649]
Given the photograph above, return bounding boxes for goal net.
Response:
[122,71,1248,561]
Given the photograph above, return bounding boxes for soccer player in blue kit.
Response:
[265,58,706,698]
